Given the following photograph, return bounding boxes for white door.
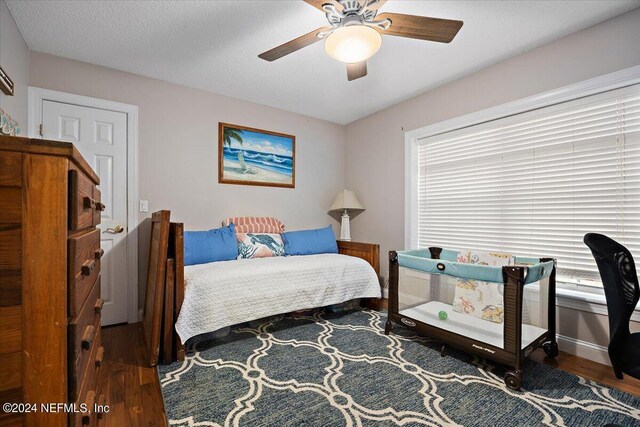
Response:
[42,100,128,325]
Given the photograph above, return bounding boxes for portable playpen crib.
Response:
[386,247,558,390]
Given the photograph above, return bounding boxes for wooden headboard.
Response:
[337,241,380,276]
[169,222,185,362]
[143,210,171,367]
[143,212,187,365]
[337,241,381,311]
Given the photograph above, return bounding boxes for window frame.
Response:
[404,65,640,304]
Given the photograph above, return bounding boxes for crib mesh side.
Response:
[521,275,550,347]
[397,256,552,351]
[398,267,505,349]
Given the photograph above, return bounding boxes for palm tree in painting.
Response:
[222,127,255,174]
[223,127,244,147]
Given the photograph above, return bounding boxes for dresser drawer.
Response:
[70,330,102,427]
[69,277,103,401]
[68,229,102,317]
[95,387,107,426]
[69,169,103,231]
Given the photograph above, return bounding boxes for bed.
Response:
[152,218,382,364]
[175,252,381,343]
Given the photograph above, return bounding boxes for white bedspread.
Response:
[175,254,381,343]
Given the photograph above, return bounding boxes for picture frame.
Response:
[218,122,295,189]
[0,66,14,96]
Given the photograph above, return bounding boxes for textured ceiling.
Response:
[7,0,640,124]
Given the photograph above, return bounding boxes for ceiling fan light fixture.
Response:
[324,24,382,63]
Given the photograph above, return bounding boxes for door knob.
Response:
[103,225,124,234]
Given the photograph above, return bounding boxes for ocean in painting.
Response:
[223,147,293,177]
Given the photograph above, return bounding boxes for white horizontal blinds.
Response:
[417,85,640,286]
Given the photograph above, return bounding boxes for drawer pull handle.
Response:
[81,260,96,276]
[97,393,106,419]
[81,325,95,350]
[82,390,96,425]
[95,298,104,314]
[94,248,104,259]
[95,346,105,368]
[95,202,106,212]
[83,196,96,210]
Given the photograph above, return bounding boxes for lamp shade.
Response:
[330,189,365,211]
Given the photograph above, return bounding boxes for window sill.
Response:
[555,285,640,322]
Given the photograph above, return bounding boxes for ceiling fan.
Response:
[258,0,463,81]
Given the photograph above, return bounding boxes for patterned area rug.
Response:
[158,309,640,426]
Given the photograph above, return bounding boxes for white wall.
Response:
[344,8,640,352]
[29,52,347,306]
[345,7,640,280]
[0,0,28,127]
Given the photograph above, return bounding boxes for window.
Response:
[410,84,640,287]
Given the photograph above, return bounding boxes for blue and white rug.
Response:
[158,309,640,426]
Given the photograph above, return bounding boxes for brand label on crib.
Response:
[401,318,416,327]
[472,344,496,354]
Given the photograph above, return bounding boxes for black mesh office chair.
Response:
[584,233,640,380]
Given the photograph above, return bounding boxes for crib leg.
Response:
[504,369,523,391]
[440,344,447,357]
[542,340,559,358]
[384,319,393,335]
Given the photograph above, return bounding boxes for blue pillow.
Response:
[282,225,338,256]
[184,223,237,266]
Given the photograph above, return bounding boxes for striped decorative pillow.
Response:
[221,216,285,234]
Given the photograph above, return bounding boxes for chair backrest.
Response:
[583,233,639,354]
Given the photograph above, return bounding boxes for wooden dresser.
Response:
[0,136,106,427]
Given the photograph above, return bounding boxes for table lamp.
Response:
[330,189,365,241]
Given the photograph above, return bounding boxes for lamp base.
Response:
[340,210,351,241]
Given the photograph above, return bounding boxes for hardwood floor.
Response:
[531,348,640,397]
[100,321,640,427]
[100,323,166,427]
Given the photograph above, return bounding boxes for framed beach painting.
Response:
[218,122,295,188]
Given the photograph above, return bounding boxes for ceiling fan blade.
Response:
[304,0,343,12]
[347,61,367,81]
[377,12,463,43]
[259,26,333,62]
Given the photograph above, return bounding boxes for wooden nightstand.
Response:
[336,240,385,311]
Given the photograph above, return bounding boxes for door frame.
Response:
[28,86,140,324]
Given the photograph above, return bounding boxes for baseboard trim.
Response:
[557,334,610,366]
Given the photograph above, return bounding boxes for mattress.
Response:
[175,253,381,343]
[400,301,546,349]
